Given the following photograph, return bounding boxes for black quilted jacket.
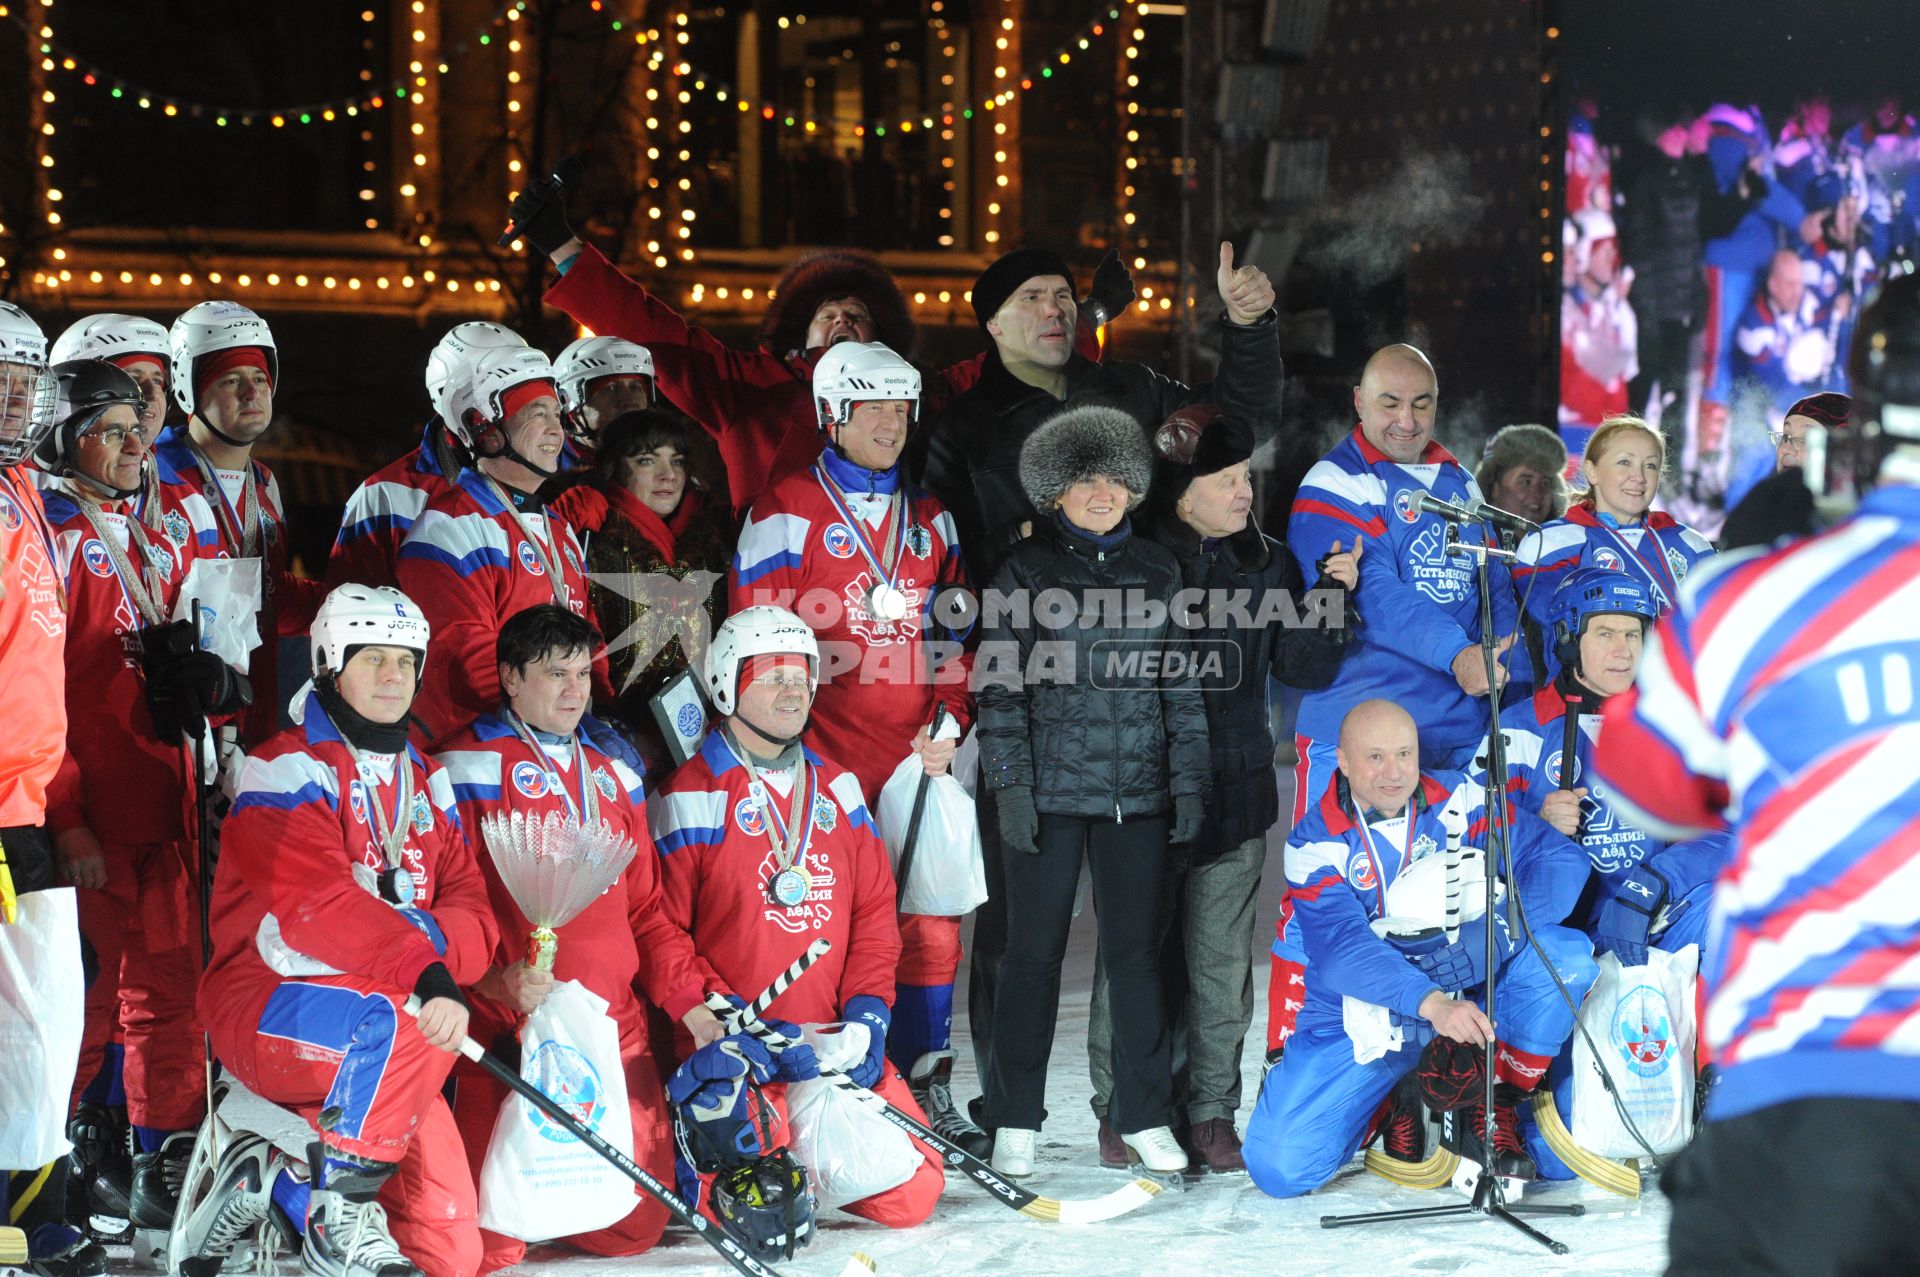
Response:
[975,514,1210,820]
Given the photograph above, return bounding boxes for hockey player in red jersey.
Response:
[151,302,323,744]
[648,607,946,1232]
[324,323,525,592]
[433,604,720,1273]
[395,347,608,744]
[196,584,497,1277]
[37,359,239,1234]
[729,341,984,1153]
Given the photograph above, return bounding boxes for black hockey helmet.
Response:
[710,1149,815,1263]
[37,357,146,471]
[1827,269,1920,512]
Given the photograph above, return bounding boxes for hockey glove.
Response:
[996,785,1040,856]
[1592,865,1670,969]
[669,1037,777,1112]
[1085,249,1137,327]
[714,995,821,1082]
[1415,1033,1486,1113]
[1405,911,1514,994]
[841,995,891,1090]
[507,177,576,258]
[1171,794,1205,845]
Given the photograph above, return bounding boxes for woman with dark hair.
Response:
[975,404,1209,1181]
[553,408,732,770]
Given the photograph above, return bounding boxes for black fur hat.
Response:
[1019,405,1153,513]
[758,250,914,357]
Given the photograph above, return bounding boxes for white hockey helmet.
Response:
[169,301,278,417]
[553,335,655,434]
[454,346,558,441]
[424,321,527,440]
[0,302,58,468]
[703,605,820,715]
[311,584,431,681]
[812,340,920,431]
[51,313,171,368]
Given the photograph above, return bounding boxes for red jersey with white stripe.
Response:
[0,468,66,827]
[1596,482,1920,1119]
[40,479,198,844]
[434,710,708,1024]
[647,729,900,1025]
[731,448,974,801]
[201,695,498,1074]
[395,467,609,744]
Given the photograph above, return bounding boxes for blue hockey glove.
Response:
[842,995,892,1089]
[1592,866,1670,969]
[713,994,820,1082]
[1403,911,1514,993]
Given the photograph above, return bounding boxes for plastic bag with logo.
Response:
[477,979,635,1240]
[173,554,264,672]
[1572,944,1698,1160]
[875,717,987,916]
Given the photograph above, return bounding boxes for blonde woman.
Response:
[1514,415,1714,634]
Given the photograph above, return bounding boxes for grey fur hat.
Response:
[1476,423,1569,518]
[1019,405,1154,513]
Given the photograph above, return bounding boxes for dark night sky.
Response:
[1566,0,1918,125]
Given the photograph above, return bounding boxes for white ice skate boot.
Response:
[1120,1126,1190,1175]
[991,1128,1038,1178]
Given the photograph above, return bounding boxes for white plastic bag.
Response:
[786,1024,920,1208]
[1573,945,1698,1160]
[875,742,987,916]
[175,555,264,671]
[0,888,85,1166]
[478,980,635,1241]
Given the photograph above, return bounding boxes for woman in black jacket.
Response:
[1083,407,1357,1173]
[975,404,1209,1179]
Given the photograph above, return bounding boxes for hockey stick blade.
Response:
[715,1002,1161,1224]
[403,997,791,1277]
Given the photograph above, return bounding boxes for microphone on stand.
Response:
[1413,492,1539,536]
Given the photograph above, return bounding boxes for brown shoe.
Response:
[1095,1114,1128,1169]
[1188,1117,1246,1174]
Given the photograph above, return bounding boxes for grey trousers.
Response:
[1088,834,1266,1126]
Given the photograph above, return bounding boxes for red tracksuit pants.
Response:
[71,839,206,1130]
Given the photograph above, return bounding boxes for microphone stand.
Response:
[1321,517,1583,1254]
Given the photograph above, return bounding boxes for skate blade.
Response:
[1529,1090,1641,1198]
[1121,1150,1192,1189]
[1362,1147,1461,1190]
[0,1226,27,1265]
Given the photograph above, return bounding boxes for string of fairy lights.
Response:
[9,0,1170,311]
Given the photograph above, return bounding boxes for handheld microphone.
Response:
[1412,492,1538,535]
[496,155,585,248]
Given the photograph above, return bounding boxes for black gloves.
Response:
[140,619,254,743]
[1171,794,1205,845]
[996,785,1040,856]
[1085,250,1137,327]
[412,961,467,1010]
[507,177,577,258]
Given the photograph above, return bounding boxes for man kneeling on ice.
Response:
[1242,699,1598,1198]
[647,606,946,1260]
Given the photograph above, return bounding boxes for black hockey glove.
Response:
[507,177,576,258]
[996,785,1039,856]
[1085,250,1137,327]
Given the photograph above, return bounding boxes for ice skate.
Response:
[907,1050,991,1159]
[299,1145,419,1277]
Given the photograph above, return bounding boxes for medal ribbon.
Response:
[342,740,415,874]
[1354,808,1418,918]
[720,727,815,882]
[185,442,262,558]
[812,465,909,595]
[505,711,599,826]
[1594,520,1679,611]
[74,497,169,628]
[483,475,572,610]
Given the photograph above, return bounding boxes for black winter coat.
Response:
[920,313,1281,580]
[975,515,1210,821]
[1142,512,1351,856]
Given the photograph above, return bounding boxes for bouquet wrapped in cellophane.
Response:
[479,810,639,970]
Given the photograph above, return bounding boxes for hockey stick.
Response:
[720,937,832,1034]
[892,704,954,899]
[706,995,1162,1224]
[403,997,792,1277]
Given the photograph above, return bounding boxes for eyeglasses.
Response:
[82,422,153,449]
[1768,432,1808,451]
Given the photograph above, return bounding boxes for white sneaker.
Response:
[1120,1126,1190,1174]
[991,1128,1038,1178]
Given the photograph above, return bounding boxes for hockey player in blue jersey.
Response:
[1242,699,1596,1199]
[1479,567,1732,1187]
[1599,268,1920,1276]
